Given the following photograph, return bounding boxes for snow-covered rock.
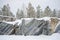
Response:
[3,17,58,25]
[35,17,51,21]
[3,19,22,25]
[55,21,60,33]
[3,18,34,25]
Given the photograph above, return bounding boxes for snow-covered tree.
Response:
[40,10,44,18]
[16,9,24,19]
[16,9,20,19]
[20,10,24,18]
[57,10,60,18]
[44,6,52,17]
[0,10,2,15]
[36,5,41,18]
[27,3,35,18]
[52,9,56,17]
[2,4,14,17]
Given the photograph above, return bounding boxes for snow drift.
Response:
[0,33,60,40]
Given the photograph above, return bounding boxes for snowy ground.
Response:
[0,33,60,40]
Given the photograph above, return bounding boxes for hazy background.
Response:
[0,0,60,14]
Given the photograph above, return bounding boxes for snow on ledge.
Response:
[35,17,51,21]
[3,17,59,25]
[3,19,22,25]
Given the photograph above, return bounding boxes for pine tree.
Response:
[57,10,60,18]
[27,3,35,18]
[36,5,41,18]
[16,9,20,19]
[16,9,24,19]
[2,4,14,17]
[2,5,7,16]
[20,10,24,18]
[52,9,56,17]
[44,6,52,17]
[0,10,2,15]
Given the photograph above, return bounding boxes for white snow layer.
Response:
[3,17,51,25]
[3,18,34,25]
[0,33,60,40]
[3,19,22,25]
[35,17,51,21]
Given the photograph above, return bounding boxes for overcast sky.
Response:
[0,0,60,14]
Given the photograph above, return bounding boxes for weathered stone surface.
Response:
[55,24,60,33]
[50,18,59,33]
[18,19,51,35]
[0,22,15,35]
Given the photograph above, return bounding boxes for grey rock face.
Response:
[0,22,15,35]
[0,19,51,35]
[18,19,50,35]
[55,24,60,33]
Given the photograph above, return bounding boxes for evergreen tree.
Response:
[2,5,7,16]
[16,9,24,19]
[57,10,60,18]
[0,10,2,15]
[16,9,20,19]
[20,10,24,18]
[52,9,56,17]
[27,3,35,18]
[2,4,14,17]
[36,5,41,18]
[44,6,52,17]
